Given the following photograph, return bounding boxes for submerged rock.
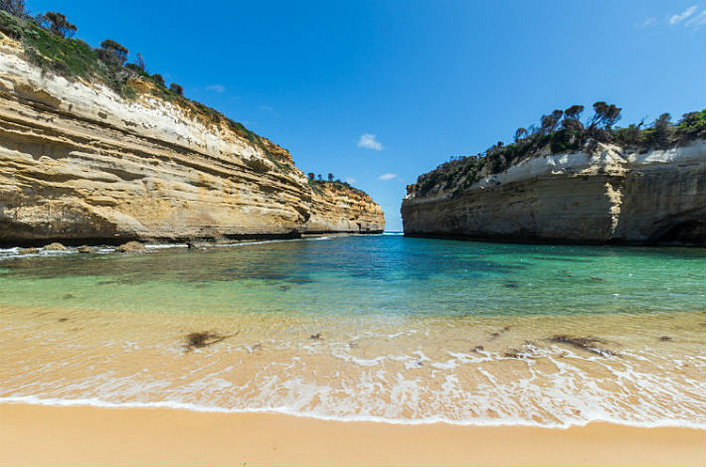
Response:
[77,245,94,253]
[115,241,146,253]
[43,242,67,251]
[18,247,39,254]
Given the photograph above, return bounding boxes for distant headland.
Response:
[403,104,705,246]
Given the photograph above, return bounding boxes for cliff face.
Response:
[0,39,384,246]
[402,141,705,245]
[304,182,385,234]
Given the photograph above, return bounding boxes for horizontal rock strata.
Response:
[0,39,384,246]
[402,141,705,245]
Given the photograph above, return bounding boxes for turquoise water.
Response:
[0,235,704,427]
[0,235,703,317]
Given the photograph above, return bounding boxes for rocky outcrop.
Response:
[304,182,385,234]
[402,141,705,245]
[0,38,384,246]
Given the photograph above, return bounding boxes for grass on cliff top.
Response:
[0,10,291,169]
[307,178,368,198]
[411,107,706,199]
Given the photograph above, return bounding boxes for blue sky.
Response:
[28,0,706,230]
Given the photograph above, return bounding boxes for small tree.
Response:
[616,124,642,147]
[307,172,315,180]
[540,110,563,135]
[151,73,165,87]
[327,173,334,181]
[38,11,77,38]
[135,53,146,72]
[562,105,584,131]
[514,127,528,142]
[652,113,674,149]
[590,101,621,129]
[170,83,183,96]
[564,105,584,122]
[317,174,322,180]
[0,0,25,16]
[98,39,129,65]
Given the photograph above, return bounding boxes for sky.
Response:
[27,0,706,230]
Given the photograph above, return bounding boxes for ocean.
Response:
[0,234,704,427]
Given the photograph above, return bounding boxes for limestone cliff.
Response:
[0,38,384,246]
[304,181,384,234]
[402,141,705,245]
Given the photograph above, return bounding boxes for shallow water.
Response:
[0,235,704,427]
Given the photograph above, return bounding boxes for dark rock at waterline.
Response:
[658,335,673,342]
[549,335,616,357]
[115,241,146,253]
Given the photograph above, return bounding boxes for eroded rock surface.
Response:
[0,39,384,245]
[402,141,705,245]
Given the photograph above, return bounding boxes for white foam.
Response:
[1,394,703,429]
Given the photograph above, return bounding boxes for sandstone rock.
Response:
[402,141,705,245]
[304,182,385,234]
[0,43,384,245]
[43,242,67,251]
[115,241,146,253]
[77,245,94,253]
[18,247,39,254]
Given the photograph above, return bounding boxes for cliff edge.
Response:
[0,34,384,246]
[403,137,705,246]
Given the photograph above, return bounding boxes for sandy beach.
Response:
[0,403,702,466]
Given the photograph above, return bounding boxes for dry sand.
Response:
[0,403,703,466]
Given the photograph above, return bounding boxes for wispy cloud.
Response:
[636,17,656,28]
[358,133,383,151]
[259,105,274,111]
[378,173,397,181]
[669,5,697,24]
[345,176,356,184]
[685,9,706,28]
[205,84,225,93]
[636,5,704,30]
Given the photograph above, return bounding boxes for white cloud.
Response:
[345,176,356,184]
[378,173,397,181]
[685,9,706,28]
[205,84,225,93]
[637,17,656,28]
[358,133,383,150]
[669,5,697,24]
[259,105,273,111]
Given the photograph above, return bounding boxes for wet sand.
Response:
[0,403,703,466]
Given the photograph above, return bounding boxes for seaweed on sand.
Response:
[184,331,237,351]
[549,335,616,357]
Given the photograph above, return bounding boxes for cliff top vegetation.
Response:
[409,104,706,199]
[0,2,291,168]
[305,172,367,198]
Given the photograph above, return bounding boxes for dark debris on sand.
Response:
[184,331,237,352]
[549,335,616,357]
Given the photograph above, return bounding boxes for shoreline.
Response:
[0,403,703,466]
[0,231,386,250]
